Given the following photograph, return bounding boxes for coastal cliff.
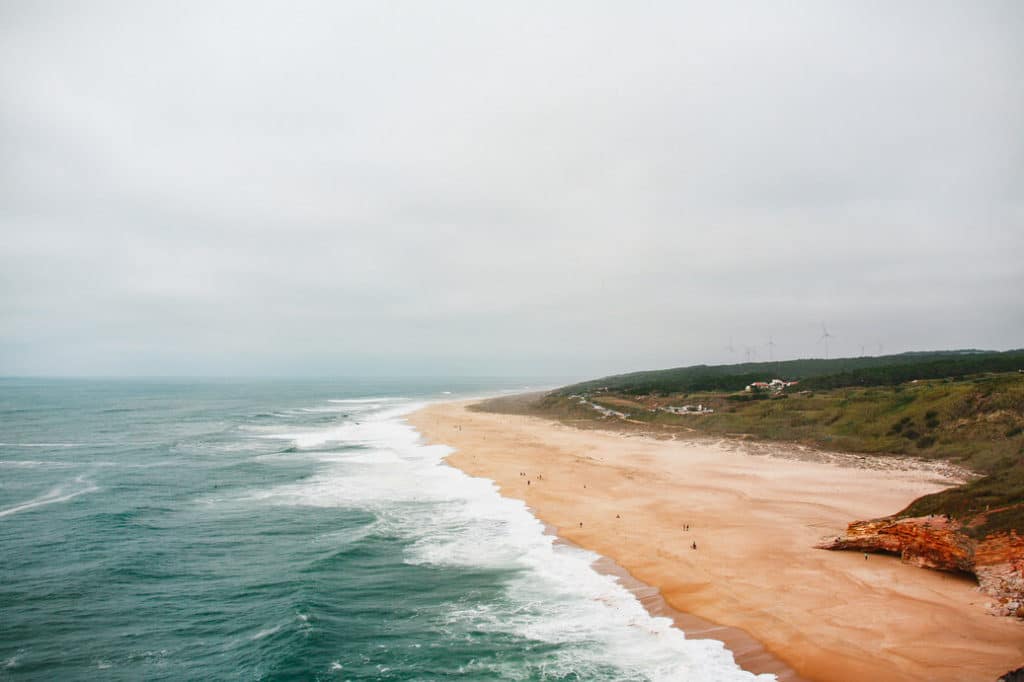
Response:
[818,509,1024,617]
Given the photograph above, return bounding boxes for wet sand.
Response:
[408,400,1024,682]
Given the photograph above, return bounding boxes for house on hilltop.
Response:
[745,379,799,393]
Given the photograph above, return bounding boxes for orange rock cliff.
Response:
[818,511,1024,617]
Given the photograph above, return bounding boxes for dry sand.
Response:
[408,400,1024,682]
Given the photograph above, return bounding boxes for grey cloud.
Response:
[1,1,1021,377]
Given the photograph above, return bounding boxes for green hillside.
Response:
[480,349,1024,534]
[558,349,1024,395]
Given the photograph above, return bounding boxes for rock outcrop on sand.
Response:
[818,511,1024,617]
[1000,667,1024,682]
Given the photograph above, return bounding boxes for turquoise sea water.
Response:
[0,378,766,681]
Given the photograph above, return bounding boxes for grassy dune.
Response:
[583,373,1024,471]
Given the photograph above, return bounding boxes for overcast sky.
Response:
[1,2,1021,378]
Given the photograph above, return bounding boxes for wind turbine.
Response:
[725,337,736,356]
[767,335,776,362]
[859,343,867,357]
[819,323,835,360]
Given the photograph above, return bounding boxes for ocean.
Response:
[0,378,767,681]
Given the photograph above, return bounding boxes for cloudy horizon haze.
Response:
[2,2,1022,378]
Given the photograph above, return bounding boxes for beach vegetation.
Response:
[477,354,1024,534]
[556,349,1024,396]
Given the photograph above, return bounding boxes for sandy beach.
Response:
[408,400,1024,682]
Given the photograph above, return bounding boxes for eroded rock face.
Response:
[975,532,1024,618]
[817,515,1024,617]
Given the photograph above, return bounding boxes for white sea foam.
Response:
[0,475,99,519]
[254,399,773,681]
[172,439,268,455]
[259,403,425,450]
[251,624,282,640]
[298,406,359,413]
[0,443,83,448]
[327,397,402,404]
[0,460,76,468]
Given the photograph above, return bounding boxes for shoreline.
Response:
[568,534,804,680]
[408,399,1024,682]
